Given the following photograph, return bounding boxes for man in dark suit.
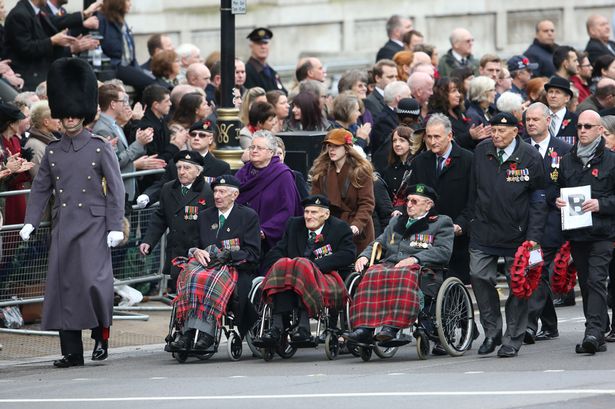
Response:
[137,119,230,207]
[170,175,261,349]
[523,102,572,344]
[244,28,286,93]
[364,59,398,117]
[409,113,474,284]
[584,14,615,64]
[139,151,214,292]
[260,195,356,344]
[524,20,558,78]
[544,76,578,146]
[375,15,412,62]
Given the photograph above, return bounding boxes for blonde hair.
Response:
[239,87,266,125]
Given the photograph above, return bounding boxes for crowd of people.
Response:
[1,1,615,364]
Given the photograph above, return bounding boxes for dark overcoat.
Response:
[24,130,125,331]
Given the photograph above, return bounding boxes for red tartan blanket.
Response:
[262,257,348,317]
[173,257,238,324]
[350,263,420,328]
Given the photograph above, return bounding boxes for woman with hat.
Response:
[310,128,375,253]
[344,184,454,345]
[170,175,261,350]
[0,102,34,224]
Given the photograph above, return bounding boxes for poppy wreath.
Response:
[510,241,543,299]
[551,241,577,294]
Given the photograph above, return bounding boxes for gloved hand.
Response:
[19,224,34,241]
[107,231,124,248]
[136,194,149,209]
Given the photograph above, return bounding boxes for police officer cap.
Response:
[189,119,214,133]
[211,175,241,190]
[489,112,518,127]
[0,102,26,124]
[407,184,439,203]
[302,194,330,210]
[395,98,421,119]
[247,27,273,43]
[174,150,205,167]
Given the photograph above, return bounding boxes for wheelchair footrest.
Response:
[378,335,412,348]
[290,338,318,348]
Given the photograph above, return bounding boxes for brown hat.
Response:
[323,128,353,146]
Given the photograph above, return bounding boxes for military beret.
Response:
[189,119,214,133]
[323,128,353,146]
[0,102,25,124]
[211,175,241,190]
[301,194,330,210]
[489,112,518,127]
[247,27,273,43]
[174,150,204,167]
[407,183,439,203]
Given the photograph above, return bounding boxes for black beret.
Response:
[489,112,518,127]
[407,183,439,203]
[189,119,214,133]
[301,194,330,209]
[0,103,25,124]
[247,27,273,43]
[47,58,98,123]
[173,150,204,167]
[211,175,241,190]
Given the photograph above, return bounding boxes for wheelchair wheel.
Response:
[435,277,474,356]
[415,331,429,360]
[246,280,265,358]
[343,273,363,333]
[359,346,372,362]
[324,332,339,360]
[227,331,242,361]
[173,351,188,363]
[374,343,398,359]
[276,333,297,359]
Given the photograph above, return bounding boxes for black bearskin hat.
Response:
[47,58,98,124]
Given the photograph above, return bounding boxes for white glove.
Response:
[136,194,149,209]
[19,224,34,241]
[107,231,124,248]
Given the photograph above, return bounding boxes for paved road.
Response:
[1,302,614,409]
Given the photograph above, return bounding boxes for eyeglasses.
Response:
[576,123,598,130]
[114,98,129,105]
[248,145,271,152]
[190,131,211,138]
[580,64,593,68]
[407,198,426,206]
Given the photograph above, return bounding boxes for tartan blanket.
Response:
[262,257,348,317]
[350,263,420,328]
[173,257,238,324]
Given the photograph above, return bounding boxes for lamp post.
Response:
[213,0,245,170]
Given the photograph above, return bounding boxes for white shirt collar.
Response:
[375,86,384,97]
[218,204,234,220]
[452,50,467,63]
[28,0,41,14]
[530,135,551,158]
[308,224,324,237]
[498,139,517,162]
[391,39,404,47]
[182,183,192,190]
[549,107,566,120]
[46,1,60,15]
[438,143,453,161]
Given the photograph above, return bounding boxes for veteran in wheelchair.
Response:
[253,194,356,360]
[165,175,261,362]
[343,184,475,360]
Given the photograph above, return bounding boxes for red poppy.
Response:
[522,57,529,65]
[444,158,452,167]
[550,151,558,158]
[314,234,324,243]
[509,163,517,170]
[592,169,599,177]
[198,198,206,205]
[462,115,471,124]
[345,134,353,145]
[203,120,212,129]
[561,119,570,129]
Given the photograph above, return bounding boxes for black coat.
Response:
[523,136,572,249]
[370,107,399,172]
[244,57,287,93]
[524,39,556,77]
[558,138,615,241]
[364,90,387,117]
[199,204,261,335]
[372,174,394,237]
[263,216,356,277]
[552,108,578,146]
[585,38,615,65]
[376,40,404,62]
[447,110,476,151]
[468,136,548,256]
[381,158,411,200]
[142,176,214,279]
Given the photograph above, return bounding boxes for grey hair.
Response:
[35,81,47,99]
[426,112,452,134]
[386,15,403,37]
[601,115,615,134]
[252,130,278,151]
[526,101,550,117]
[29,100,51,129]
[176,43,200,60]
[496,92,524,114]
[13,91,38,109]
[383,81,410,104]
[468,76,495,103]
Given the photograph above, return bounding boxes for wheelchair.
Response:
[343,242,475,362]
[164,302,243,363]
[245,276,343,361]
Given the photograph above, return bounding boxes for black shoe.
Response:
[535,329,559,341]
[53,354,84,368]
[575,335,607,354]
[478,336,501,355]
[374,326,398,342]
[194,333,215,350]
[261,327,281,345]
[342,327,374,344]
[497,344,518,358]
[91,339,108,361]
[524,328,536,345]
[606,329,615,343]
[291,326,311,343]
[553,294,576,307]
[431,342,447,356]
[170,331,194,350]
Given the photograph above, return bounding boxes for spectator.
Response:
[478,54,502,82]
[413,43,439,67]
[593,54,615,81]
[438,28,479,78]
[571,52,592,103]
[380,125,414,202]
[585,14,615,64]
[239,86,266,125]
[141,33,174,74]
[98,0,154,93]
[370,81,411,154]
[526,77,549,104]
[496,91,524,122]
[244,28,286,93]
[602,115,615,149]
[295,57,326,83]
[25,100,60,178]
[185,63,211,91]
[496,67,512,95]
[337,69,373,125]
[35,81,47,100]
[175,43,202,83]
[331,91,371,152]
[544,76,577,145]
[553,45,579,81]
[576,78,615,114]
[393,50,414,82]
[450,66,475,105]
[310,128,375,253]
[235,58,247,97]
[466,76,496,128]
[266,90,289,133]
[283,91,330,132]
[407,71,434,119]
[524,20,558,77]
[170,92,210,130]
[239,101,277,149]
[151,49,180,90]
[376,15,412,62]
[402,29,424,51]
[508,55,538,101]
[365,59,398,116]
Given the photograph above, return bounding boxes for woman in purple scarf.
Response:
[236,130,302,252]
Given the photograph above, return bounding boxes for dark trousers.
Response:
[527,247,558,333]
[59,326,108,356]
[570,240,612,340]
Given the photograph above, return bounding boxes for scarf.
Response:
[576,136,601,165]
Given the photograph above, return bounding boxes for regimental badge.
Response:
[184,154,191,160]
[313,244,333,259]
[220,178,226,184]
[315,198,321,205]
[211,223,219,230]
[184,206,199,220]
[550,169,559,182]
[416,184,425,193]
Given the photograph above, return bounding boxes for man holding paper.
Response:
[556,109,615,355]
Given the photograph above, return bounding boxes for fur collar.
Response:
[394,210,439,238]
